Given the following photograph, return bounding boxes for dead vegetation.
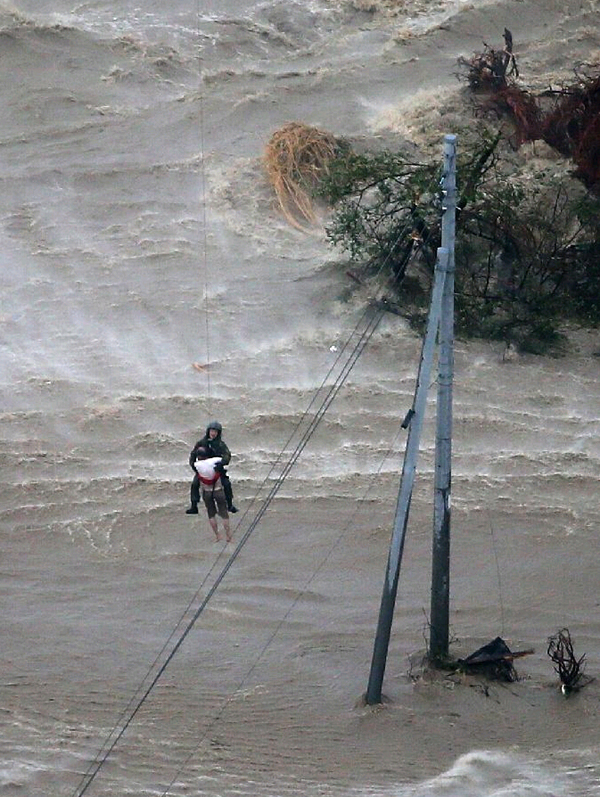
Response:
[542,74,600,187]
[547,628,592,694]
[461,31,600,188]
[264,122,346,229]
[461,28,519,92]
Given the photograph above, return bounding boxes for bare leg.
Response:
[223,518,232,542]
[208,516,221,541]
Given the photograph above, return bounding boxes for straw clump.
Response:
[265,122,344,230]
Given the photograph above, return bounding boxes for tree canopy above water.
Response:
[265,34,600,355]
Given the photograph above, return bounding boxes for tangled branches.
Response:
[461,31,600,185]
[542,74,600,187]
[547,628,591,694]
[264,122,345,230]
[460,29,543,146]
[461,28,519,92]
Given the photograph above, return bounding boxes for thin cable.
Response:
[160,422,408,797]
[71,145,443,796]
[70,540,230,797]
[198,0,211,405]
[487,509,505,634]
[71,308,383,797]
[229,305,383,526]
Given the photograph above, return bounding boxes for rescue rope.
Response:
[71,5,216,793]
[198,2,211,406]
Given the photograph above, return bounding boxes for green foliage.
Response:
[319,128,600,355]
[321,149,440,276]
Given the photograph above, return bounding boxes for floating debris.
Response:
[264,121,346,229]
[458,636,534,683]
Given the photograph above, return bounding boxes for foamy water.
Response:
[2,1,600,795]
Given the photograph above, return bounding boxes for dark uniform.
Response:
[186,421,237,514]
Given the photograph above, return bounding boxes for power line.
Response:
[159,422,407,797]
[70,542,230,796]
[71,4,444,780]
[70,303,384,797]
[70,191,434,794]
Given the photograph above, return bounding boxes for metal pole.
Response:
[429,135,456,663]
[365,247,450,705]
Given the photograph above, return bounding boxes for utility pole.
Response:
[365,247,450,705]
[429,134,457,663]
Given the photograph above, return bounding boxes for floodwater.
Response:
[2,1,600,795]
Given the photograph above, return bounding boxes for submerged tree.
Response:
[462,31,600,190]
[318,125,600,354]
[310,32,600,354]
[547,628,592,694]
[263,34,600,354]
